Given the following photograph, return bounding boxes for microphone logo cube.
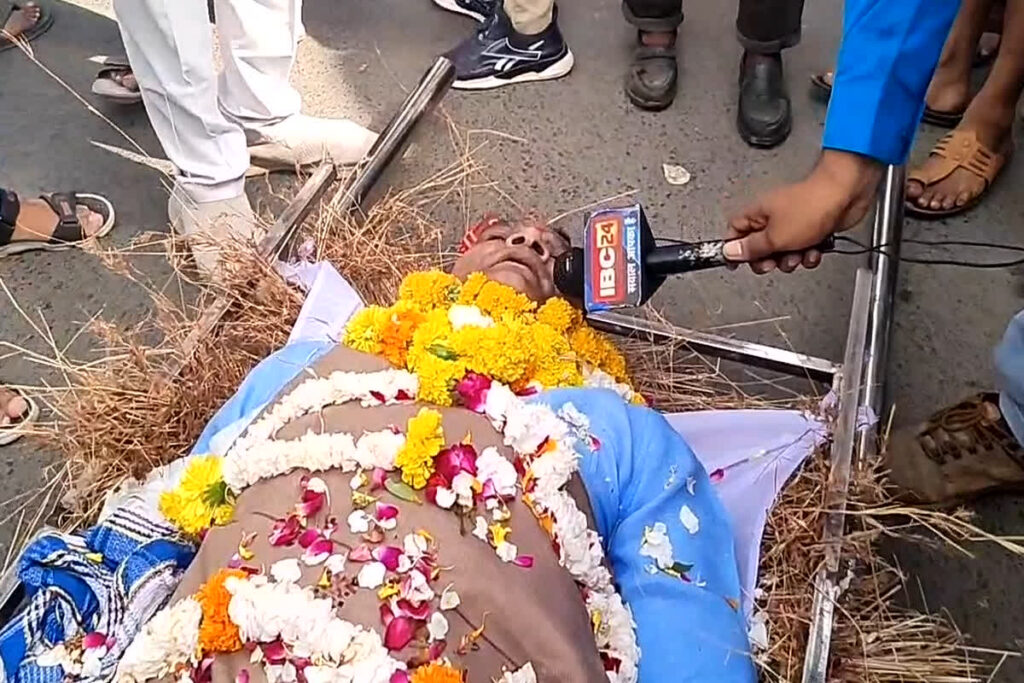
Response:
[584,205,644,312]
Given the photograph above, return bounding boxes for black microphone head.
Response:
[553,247,586,306]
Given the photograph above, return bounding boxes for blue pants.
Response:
[995,310,1024,443]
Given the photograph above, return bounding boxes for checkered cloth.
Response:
[0,496,194,683]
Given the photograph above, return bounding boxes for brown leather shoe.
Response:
[885,393,1024,506]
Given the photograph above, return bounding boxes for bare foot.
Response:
[10,197,104,243]
[2,2,41,41]
[906,108,1014,212]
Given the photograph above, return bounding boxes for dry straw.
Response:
[2,128,1017,681]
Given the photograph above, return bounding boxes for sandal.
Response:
[810,71,964,128]
[0,190,115,257]
[1,0,53,52]
[625,31,678,112]
[0,385,38,447]
[91,55,142,105]
[905,129,1010,219]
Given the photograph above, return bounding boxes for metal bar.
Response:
[165,57,456,380]
[801,267,873,683]
[858,164,905,457]
[329,56,456,210]
[588,310,840,383]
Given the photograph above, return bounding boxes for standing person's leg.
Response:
[113,0,257,277]
[215,0,377,169]
[735,0,804,148]
[906,0,1024,217]
[622,0,683,111]
[886,309,1024,505]
[443,0,573,90]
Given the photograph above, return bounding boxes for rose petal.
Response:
[374,546,404,572]
[370,390,387,404]
[709,468,726,483]
[380,603,395,628]
[391,671,411,683]
[295,493,325,520]
[302,538,334,566]
[427,641,446,661]
[262,640,288,665]
[347,510,372,534]
[455,372,492,412]
[227,554,243,569]
[435,443,478,481]
[82,632,106,650]
[375,502,399,521]
[383,616,417,651]
[349,544,373,562]
[297,528,322,549]
[439,586,461,610]
[269,515,303,546]
[394,599,431,620]
[236,669,250,683]
[513,555,535,569]
[434,488,456,510]
[357,561,387,589]
[427,612,449,642]
[371,467,389,492]
[325,553,347,574]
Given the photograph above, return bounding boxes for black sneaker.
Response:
[445,5,574,90]
[431,0,496,22]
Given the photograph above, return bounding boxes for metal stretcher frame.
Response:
[0,55,903,682]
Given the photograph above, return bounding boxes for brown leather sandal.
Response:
[905,129,1010,219]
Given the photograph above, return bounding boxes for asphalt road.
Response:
[1,0,1022,676]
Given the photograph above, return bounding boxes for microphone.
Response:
[553,203,834,312]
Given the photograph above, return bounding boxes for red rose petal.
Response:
[349,544,373,563]
[374,545,403,572]
[513,555,535,569]
[297,528,322,549]
[383,617,417,651]
[82,632,106,649]
[375,502,399,522]
[262,640,288,665]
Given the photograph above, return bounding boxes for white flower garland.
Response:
[226,574,403,683]
[223,426,406,491]
[116,596,201,682]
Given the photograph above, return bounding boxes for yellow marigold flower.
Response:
[410,308,455,358]
[196,569,246,654]
[473,280,536,319]
[378,302,426,367]
[529,324,581,388]
[456,272,489,305]
[344,306,388,354]
[451,322,530,385]
[570,326,630,383]
[536,297,581,334]
[410,661,464,683]
[159,455,234,536]
[396,408,445,489]
[398,271,460,310]
[407,348,464,406]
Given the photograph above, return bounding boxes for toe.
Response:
[955,191,971,207]
[906,180,924,200]
[76,207,104,237]
[6,395,28,419]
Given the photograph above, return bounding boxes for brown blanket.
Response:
[165,345,606,682]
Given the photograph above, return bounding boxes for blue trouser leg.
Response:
[995,309,1024,444]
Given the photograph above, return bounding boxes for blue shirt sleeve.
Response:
[540,388,757,683]
[823,0,959,164]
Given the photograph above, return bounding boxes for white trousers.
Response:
[113,0,303,203]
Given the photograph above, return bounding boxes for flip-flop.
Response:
[905,129,1009,219]
[0,190,116,257]
[0,386,39,447]
[0,1,54,52]
[91,55,142,105]
[810,71,964,128]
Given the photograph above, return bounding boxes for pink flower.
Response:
[297,528,322,549]
[375,503,399,529]
[82,632,106,650]
[349,544,373,562]
[371,467,388,492]
[383,617,417,651]
[427,641,446,661]
[435,444,478,481]
[513,555,535,569]
[393,599,431,620]
[268,515,302,546]
[301,538,334,566]
[374,546,404,572]
[390,672,411,683]
[236,669,250,683]
[261,640,288,665]
[455,372,492,412]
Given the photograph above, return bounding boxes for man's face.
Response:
[452,219,571,302]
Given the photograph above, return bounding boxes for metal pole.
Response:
[330,56,456,210]
[858,164,905,457]
[588,311,839,383]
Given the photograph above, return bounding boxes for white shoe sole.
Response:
[452,50,574,90]
[431,0,485,22]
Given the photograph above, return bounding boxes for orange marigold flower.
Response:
[196,568,246,654]
[410,661,465,683]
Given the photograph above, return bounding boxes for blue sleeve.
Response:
[192,340,335,454]
[540,388,756,683]
[823,0,959,164]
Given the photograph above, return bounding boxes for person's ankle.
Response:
[639,30,675,48]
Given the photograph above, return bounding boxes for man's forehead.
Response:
[458,214,570,253]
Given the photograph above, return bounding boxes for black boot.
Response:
[737,51,791,148]
[625,31,678,111]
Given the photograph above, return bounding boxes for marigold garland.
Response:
[159,455,234,535]
[395,407,445,489]
[344,271,638,403]
[410,661,464,683]
[196,568,246,653]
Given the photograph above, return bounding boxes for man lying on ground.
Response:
[115,218,758,683]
